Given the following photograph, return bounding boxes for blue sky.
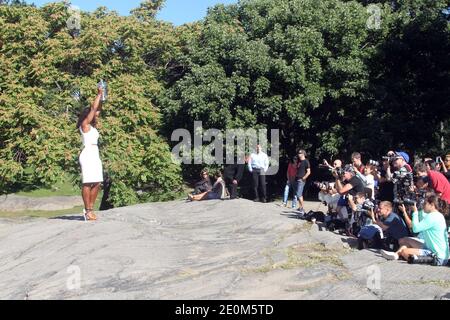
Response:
[28,0,238,25]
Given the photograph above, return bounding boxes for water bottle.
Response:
[98,79,108,102]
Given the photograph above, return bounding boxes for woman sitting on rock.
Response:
[188,171,226,201]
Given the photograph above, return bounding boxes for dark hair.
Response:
[355,192,366,199]
[288,156,298,163]
[76,107,94,129]
[215,171,223,178]
[425,160,436,170]
[425,194,449,216]
[414,162,427,173]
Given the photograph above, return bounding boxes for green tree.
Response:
[0,2,183,206]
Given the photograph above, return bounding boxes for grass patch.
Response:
[279,243,346,269]
[400,279,450,289]
[0,206,85,219]
[0,197,102,219]
[244,243,349,275]
[15,175,80,198]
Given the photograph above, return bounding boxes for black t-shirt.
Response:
[444,171,450,182]
[378,169,394,202]
[346,176,365,196]
[296,159,310,179]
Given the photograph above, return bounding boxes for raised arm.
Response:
[81,87,103,133]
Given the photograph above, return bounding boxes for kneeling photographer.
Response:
[347,192,375,237]
[361,201,409,251]
[315,181,339,214]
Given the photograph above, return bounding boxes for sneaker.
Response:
[380,249,399,261]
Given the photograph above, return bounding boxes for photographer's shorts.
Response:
[296,180,306,198]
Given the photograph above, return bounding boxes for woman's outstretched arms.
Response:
[81,87,103,133]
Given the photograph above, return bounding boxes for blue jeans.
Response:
[283,181,297,208]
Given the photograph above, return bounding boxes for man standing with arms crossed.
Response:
[296,150,311,215]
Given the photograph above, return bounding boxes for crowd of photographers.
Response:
[307,151,450,266]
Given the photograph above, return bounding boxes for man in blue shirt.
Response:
[248,145,269,203]
[370,201,409,250]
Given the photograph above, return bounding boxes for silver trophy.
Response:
[98,79,108,102]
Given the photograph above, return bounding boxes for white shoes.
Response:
[381,249,399,260]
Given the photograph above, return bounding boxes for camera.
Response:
[362,199,375,211]
[314,181,330,190]
[382,155,396,165]
[392,170,415,205]
[368,160,380,167]
[333,167,345,179]
[402,189,426,209]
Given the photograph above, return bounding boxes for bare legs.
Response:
[188,192,209,201]
[396,246,422,261]
[395,238,424,260]
[82,182,101,220]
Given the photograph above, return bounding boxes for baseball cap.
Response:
[394,151,410,163]
[344,164,355,173]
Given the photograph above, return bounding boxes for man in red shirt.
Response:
[415,163,450,204]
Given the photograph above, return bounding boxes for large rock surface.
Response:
[0,199,448,300]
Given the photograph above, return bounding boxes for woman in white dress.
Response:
[76,87,104,221]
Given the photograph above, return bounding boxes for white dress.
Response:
[79,125,103,184]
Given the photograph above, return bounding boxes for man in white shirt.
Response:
[248,144,269,202]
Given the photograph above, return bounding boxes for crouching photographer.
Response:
[357,201,409,251]
[347,193,375,238]
[315,181,339,214]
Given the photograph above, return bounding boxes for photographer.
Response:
[387,152,416,207]
[323,159,342,171]
[351,152,365,174]
[375,157,394,202]
[381,195,449,266]
[444,154,450,181]
[333,165,365,222]
[347,193,374,237]
[370,201,409,251]
[415,162,450,204]
[334,165,366,198]
[317,182,339,214]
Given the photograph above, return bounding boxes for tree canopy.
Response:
[1,0,449,205]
